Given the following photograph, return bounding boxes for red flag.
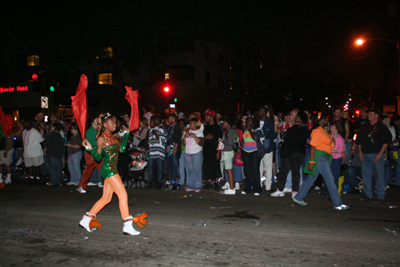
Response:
[0,106,13,137]
[71,75,88,140]
[125,86,139,131]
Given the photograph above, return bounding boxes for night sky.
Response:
[265,1,398,79]
[2,0,399,108]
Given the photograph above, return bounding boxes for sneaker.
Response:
[87,182,97,186]
[314,186,321,191]
[185,187,195,192]
[271,190,284,197]
[46,182,60,186]
[221,182,230,190]
[291,191,297,199]
[98,182,103,188]
[254,192,260,196]
[283,188,292,193]
[292,198,307,206]
[77,187,86,193]
[162,184,173,191]
[334,204,350,210]
[4,176,12,184]
[224,188,236,195]
[66,181,76,186]
[241,191,247,195]
[194,189,201,193]
[172,184,180,191]
[235,182,240,190]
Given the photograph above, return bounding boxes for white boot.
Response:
[79,213,95,232]
[5,174,11,184]
[123,216,140,236]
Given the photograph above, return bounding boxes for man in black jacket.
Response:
[202,110,223,191]
[45,122,64,186]
[165,113,182,191]
[271,112,309,198]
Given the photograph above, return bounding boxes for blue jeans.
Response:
[361,153,385,200]
[347,166,362,190]
[48,155,63,184]
[224,159,243,183]
[185,151,203,190]
[166,154,180,181]
[179,151,187,185]
[295,155,343,207]
[68,151,82,184]
[326,157,342,195]
[148,158,165,184]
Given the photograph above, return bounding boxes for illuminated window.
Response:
[104,47,113,58]
[165,73,170,80]
[260,61,263,69]
[96,47,113,59]
[97,73,113,85]
[27,55,40,66]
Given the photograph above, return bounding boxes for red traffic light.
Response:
[32,73,38,80]
[355,110,360,115]
[164,86,170,92]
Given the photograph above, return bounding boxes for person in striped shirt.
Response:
[146,115,167,190]
[241,115,265,196]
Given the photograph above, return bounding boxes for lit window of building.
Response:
[104,47,113,58]
[97,73,113,85]
[165,73,170,80]
[96,47,113,59]
[27,55,40,66]
[260,60,263,69]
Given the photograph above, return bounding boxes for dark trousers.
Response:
[202,156,221,181]
[48,155,63,185]
[148,158,165,185]
[242,150,262,194]
[166,154,180,180]
[277,152,304,192]
[118,151,130,182]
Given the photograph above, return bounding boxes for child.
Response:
[146,115,167,189]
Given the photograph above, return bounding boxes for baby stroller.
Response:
[127,145,148,189]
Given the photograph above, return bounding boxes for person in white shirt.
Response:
[143,105,153,125]
[182,117,204,192]
[23,120,44,181]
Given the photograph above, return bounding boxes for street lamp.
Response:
[355,37,400,114]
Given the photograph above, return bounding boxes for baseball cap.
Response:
[204,110,216,117]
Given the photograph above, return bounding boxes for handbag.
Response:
[233,151,244,166]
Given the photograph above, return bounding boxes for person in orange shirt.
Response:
[292,113,349,211]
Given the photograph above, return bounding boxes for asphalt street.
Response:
[0,182,399,267]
